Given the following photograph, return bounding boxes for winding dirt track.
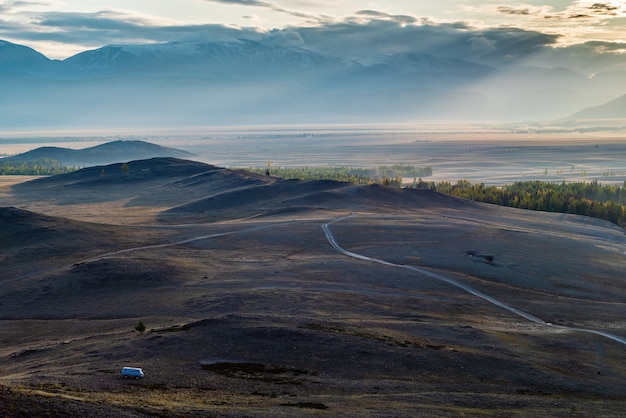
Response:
[7,211,626,348]
[322,214,626,347]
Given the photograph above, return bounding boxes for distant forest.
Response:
[246,165,626,227]
[410,179,626,227]
[247,164,433,186]
[0,159,77,175]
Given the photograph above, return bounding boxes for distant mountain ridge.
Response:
[3,140,194,167]
[0,38,499,127]
[0,40,53,74]
[0,39,494,83]
[567,93,626,119]
[62,40,356,77]
[1,38,626,126]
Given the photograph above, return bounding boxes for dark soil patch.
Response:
[200,361,310,384]
[280,401,329,410]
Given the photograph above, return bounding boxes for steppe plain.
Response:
[1,128,626,416]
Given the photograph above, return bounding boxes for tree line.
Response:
[245,164,626,227]
[245,164,432,186]
[409,178,626,227]
[0,159,78,175]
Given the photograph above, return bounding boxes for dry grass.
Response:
[1,158,626,416]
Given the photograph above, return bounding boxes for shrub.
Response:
[135,320,146,333]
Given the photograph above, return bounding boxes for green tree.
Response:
[135,320,146,333]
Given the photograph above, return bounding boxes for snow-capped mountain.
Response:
[61,40,358,78]
[0,38,623,128]
[0,38,497,84]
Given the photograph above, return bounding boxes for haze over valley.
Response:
[3,1,626,416]
[3,12,626,129]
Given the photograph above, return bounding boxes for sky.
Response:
[2,1,626,72]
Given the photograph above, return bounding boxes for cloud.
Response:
[261,28,304,47]
[0,6,562,67]
[0,9,264,53]
[0,0,48,10]
[526,40,626,73]
[457,1,626,53]
[354,10,418,25]
[203,0,323,22]
[468,36,497,54]
[267,18,558,67]
[589,2,619,13]
[39,11,155,32]
[0,3,623,74]
[497,6,539,16]
[490,1,626,20]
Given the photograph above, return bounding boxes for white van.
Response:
[122,367,144,379]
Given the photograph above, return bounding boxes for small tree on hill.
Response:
[135,320,146,333]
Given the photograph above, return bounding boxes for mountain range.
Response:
[1,38,625,128]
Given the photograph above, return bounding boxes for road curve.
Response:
[322,214,626,347]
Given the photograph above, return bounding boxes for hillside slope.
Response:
[1,158,626,416]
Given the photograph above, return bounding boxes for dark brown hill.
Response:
[162,180,477,221]
[14,157,215,188]
[162,178,352,215]
[8,157,283,222]
[11,157,484,223]
[0,205,172,318]
[0,206,115,250]
[0,205,161,268]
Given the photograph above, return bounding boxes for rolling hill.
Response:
[2,140,195,167]
[1,157,626,416]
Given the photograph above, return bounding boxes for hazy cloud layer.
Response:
[203,0,326,22]
[264,19,559,68]
[1,2,626,73]
[0,9,263,49]
[495,2,625,19]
